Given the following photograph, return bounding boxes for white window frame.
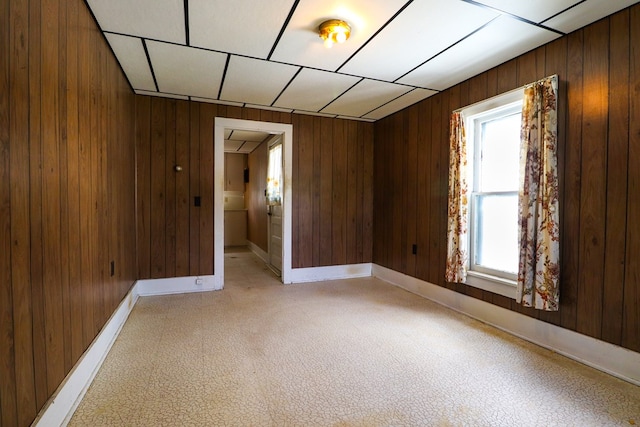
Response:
[462,88,523,299]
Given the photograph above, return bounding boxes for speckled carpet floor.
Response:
[69,249,640,426]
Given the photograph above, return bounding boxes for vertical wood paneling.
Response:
[428,95,443,286]
[362,122,374,261]
[165,101,177,277]
[297,114,314,268]
[77,1,94,354]
[188,102,200,275]
[199,103,215,274]
[312,117,322,265]
[136,100,373,277]
[2,0,138,423]
[389,114,404,272]
[346,120,359,265]
[373,4,640,354]
[1,0,18,423]
[624,6,640,352]
[65,0,83,364]
[135,96,151,278]
[404,106,418,276]
[319,118,333,266]
[150,97,166,278]
[602,10,629,344]
[9,0,37,423]
[560,30,584,332]
[41,0,66,394]
[332,120,347,265]
[577,20,609,339]
[415,100,431,282]
[175,100,190,276]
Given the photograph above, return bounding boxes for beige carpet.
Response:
[69,250,640,426]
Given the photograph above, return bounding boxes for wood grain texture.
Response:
[601,10,629,344]
[135,99,374,276]
[373,4,640,353]
[9,0,37,423]
[624,5,640,352]
[1,0,138,423]
[577,19,609,339]
[1,0,18,423]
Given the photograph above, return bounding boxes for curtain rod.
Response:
[452,74,558,113]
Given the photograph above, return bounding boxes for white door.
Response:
[268,204,282,275]
[266,138,283,275]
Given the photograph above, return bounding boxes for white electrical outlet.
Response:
[195,278,204,286]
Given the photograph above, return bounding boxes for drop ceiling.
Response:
[89,0,638,122]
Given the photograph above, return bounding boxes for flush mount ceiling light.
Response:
[318,19,351,48]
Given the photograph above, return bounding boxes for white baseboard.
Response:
[247,240,269,263]
[136,275,221,296]
[288,263,372,284]
[32,284,140,427]
[372,264,640,386]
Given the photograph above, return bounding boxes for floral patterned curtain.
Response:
[266,143,282,206]
[517,75,560,311]
[445,112,469,283]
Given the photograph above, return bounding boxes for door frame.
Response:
[214,117,293,285]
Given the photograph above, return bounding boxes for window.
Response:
[463,89,523,297]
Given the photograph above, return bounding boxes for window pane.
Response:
[476,194,518,274]
[479,113,520,192]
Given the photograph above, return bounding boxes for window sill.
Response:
[465,271,516,299]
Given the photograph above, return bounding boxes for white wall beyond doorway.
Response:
[214,117,293,285]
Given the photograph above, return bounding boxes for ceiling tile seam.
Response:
[539,0,588,26]
[318,78,365,114]
[393,16,500,84]
[184,0,190,46]
[142,39,160,92]
[335,0,416,74]
[270,67,303,107]
[267,0,302,60]
[237,141,247,152]
[100,30,436,91]
[460,0,565,35]
[217,54,231,100]
[360,87,416,118]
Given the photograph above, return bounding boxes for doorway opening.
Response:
[214,118,293,287]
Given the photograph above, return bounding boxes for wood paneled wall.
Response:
[373,5,640,353]
[247,139,268,252]
[135,100,374,276]
[0,0,137,425]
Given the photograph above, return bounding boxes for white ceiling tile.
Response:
[224,129,232,139]
[542,0,639,33]
[105,33,155,91]
[363,88,437,120]
[340,0,497,82]
[134,90,189,100]
[147,42,227,99]
[220,56,299,106]
[321,79,411,117]
[230,130,270,142]
[241,141,262,153]
[87,0,185,44]
[273,68,360,112]
[397,16,560,91]
[473,0,580,23]
[270,0,408,71]
[224,140,244,152]
[189,0,296,58]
